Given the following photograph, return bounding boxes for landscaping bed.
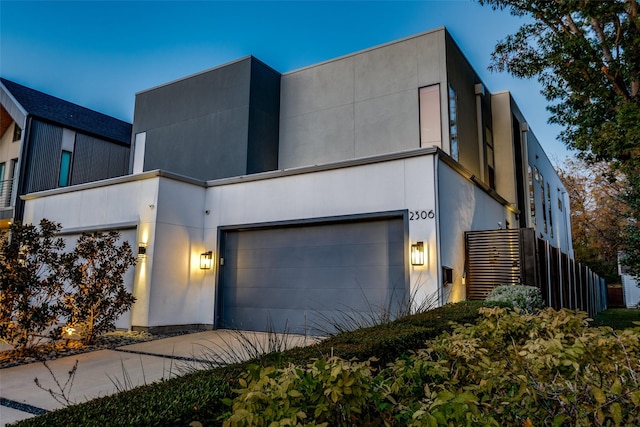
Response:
[10,303,640,426]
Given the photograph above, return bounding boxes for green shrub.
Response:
[485,284,545,312]
[223,307,640,426]
[13,302,487,426]
[0,220,67,353]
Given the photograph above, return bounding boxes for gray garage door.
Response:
[218,217,407,334]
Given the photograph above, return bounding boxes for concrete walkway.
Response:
[0,330,316,426]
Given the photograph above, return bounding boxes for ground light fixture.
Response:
[200,251,213,270]
[411,241,425,265]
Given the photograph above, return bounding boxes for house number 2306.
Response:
[409,210,435,220]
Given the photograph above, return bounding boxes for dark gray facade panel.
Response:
[143,107,250,180]
[218,218,407,334]
[71,134,130,185]
[246,59,280,174]
[133,58,253,133]
[24,120,63,193]
[445,32,482,176]
[134,57,283,181]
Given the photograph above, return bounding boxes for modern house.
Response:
[20,28,578,334]
[0,78,132,228]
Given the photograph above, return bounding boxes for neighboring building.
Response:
[21,28,575,334]
[619,254,640,308]
[0,78,132,227]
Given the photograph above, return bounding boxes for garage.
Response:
[217,215,407,334]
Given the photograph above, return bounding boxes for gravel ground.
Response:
[0,330,200,369]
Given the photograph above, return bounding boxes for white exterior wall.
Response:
[21,152,442,329]
[204,152,441,319]
[437,160,517,302]
[526,132,574,256]
[622,274,640,308]
[22,175,162,329]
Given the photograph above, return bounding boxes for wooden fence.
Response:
[465,228,607,317]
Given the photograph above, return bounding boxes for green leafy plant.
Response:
[0,220,67,354]
[223,357,380,427]
[223,307,640,426]
[485,284,545,312]
[61,231,137,344]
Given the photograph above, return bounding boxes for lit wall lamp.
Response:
[200,251,213,270]
[411,242,425,266]
[137,242,147,259]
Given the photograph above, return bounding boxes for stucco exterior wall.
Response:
[490,92,518,205]
[437,159,517,302]
[21,151,444,330]
[205,151,441,316]
[279,29,448,169]
[526,130,573,256]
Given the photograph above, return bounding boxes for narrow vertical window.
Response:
[547,183,553,238]
[419,85,442,148]
[528,164,536,225]
[12,124,21,142]
[448,86,458,161]
[59,151,72,187]
[540,173,547,234]
[0,163,5,196]
[485,127,495,189]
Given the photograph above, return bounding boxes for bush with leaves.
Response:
[0,221,137,352]
[62,231,136,344]
[224,307,640,426]
[0,220,67,353]
[485,284,545,313]
[223,357,381,427]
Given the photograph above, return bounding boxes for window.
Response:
[448,86,458,161]
[13,124,21,142]
[547,183,553,238]
[58,151,72,187]
[419,85,442,148]
[0,163,4,196]
[485,127,495,189]
[540,173,547,234]
[528,165,536,225]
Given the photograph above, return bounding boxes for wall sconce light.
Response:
[200,251,213,270]
[411,242,425,266]
[137,242,147,258]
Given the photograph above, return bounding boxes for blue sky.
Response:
[0,0,571,161]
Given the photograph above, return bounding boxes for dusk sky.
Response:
[0,0,572,161]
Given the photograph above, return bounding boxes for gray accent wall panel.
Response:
[71,134,129,185]
[246,59,280,174]
[134,57,280,181]
[445,32,482,177]
[219,218,407,334]
[24,120,62,193]
[354,90,419,158]
[279,30,448,170]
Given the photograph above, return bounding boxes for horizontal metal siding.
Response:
[24,120,62,193]
[465,229,522,300]
[71,134,129,185]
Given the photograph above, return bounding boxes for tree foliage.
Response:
[0,220,67,352]
[63,231,137,344]
[480,0,640,162]
[557,158,627,282]
[479,0,640,275]
[0,220,136,352]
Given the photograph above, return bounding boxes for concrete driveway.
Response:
[0,330,316,426]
